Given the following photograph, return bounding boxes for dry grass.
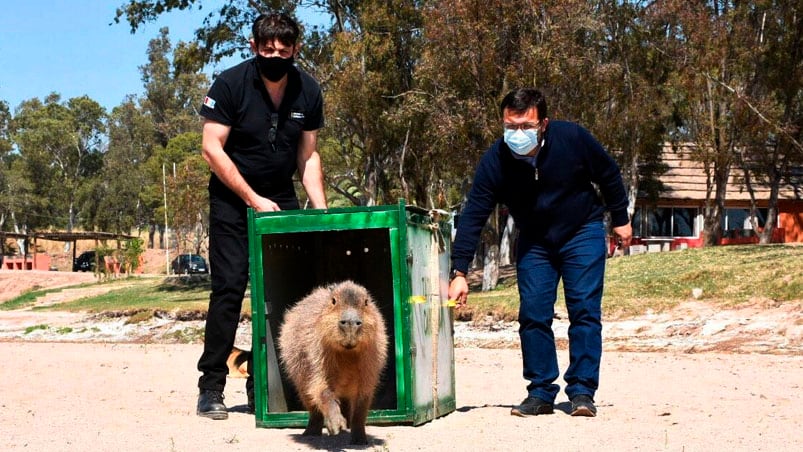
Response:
[463,244,803,321]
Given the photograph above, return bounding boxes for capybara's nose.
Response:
[339,308,363,333]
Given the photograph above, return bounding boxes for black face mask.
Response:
[256,54,294,82]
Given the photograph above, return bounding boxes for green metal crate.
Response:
[247,200,456,428]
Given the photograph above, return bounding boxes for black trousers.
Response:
[197,189,298,392]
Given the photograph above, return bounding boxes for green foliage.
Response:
[23,324,49,334]
[9,95,107,231]
[122,238,146,273]
[141,28,207,147]
[0,100,11,156]
[81,98,156,233]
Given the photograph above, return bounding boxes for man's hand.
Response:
[613,222,633,248]
[448,273,469,308]
[248,195,281,212]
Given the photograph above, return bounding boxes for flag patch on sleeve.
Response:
[203,96,216,109]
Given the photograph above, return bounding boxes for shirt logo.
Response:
[290,111,305,120]
[203,96,216,109]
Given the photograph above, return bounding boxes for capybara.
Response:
[278,280,388,445]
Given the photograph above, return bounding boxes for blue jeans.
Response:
[515,221,607,402]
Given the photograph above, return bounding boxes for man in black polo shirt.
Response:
[196,12,327,420]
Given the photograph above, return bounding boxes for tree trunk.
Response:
[499,215,515,266]
[703,161,730,246]
[480,206,500,291]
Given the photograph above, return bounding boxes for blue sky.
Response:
[0,1,328,113]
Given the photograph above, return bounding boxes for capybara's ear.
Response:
[331,296,337,305]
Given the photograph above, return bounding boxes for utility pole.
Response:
[163,163,169,274]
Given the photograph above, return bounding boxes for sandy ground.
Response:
[1,344,801,451]
[1,270,802,451]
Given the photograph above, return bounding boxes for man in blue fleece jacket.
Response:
[448,88,632,417]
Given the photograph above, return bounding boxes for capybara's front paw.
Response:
[324,411,348,436]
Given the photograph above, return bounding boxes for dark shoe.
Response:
[570,394,597,417]
[510,396,554,416]
[246,387,255,414]
[197,390,228,420]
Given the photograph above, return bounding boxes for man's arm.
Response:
[201,119,281,212]
[448,150,500,306]
[296,129,328,209]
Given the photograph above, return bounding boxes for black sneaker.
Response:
[510,396,554,416]
[197,389,228,420]
[570,394,597,417]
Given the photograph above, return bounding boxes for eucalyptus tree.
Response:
[0,100,15,235]
[646,1,759,245]
[115,0,430,207]
[133,29,209,247]
[115,0,293,64]
[81,97,158,237]
[311,0,424,206]
[141,27,209,147]
[10,94,106,236]
[733,0,803,244]
[0,101,9,156]
[588,1,675,217]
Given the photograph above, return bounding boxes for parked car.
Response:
[171,253,209,275]
[73,251,96,272]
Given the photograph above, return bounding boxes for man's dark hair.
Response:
[500,88,548,119]
[252,13,301,48]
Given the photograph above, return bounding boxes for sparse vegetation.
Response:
[24,324,49,334]
[163,326,205,343]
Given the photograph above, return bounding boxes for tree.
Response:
[734,0,803,244]
[110,0,802,277]
[651,1,760,246]
[115,0,296,64]
[160,132,209,255]
[115,0,428,207]
[11,94,106,236]
[312,0,425,206]
[0,100,13,231]
[141,27,209,147]
[135,28,209,248]
[81,97,158,236]
[0,101,10,156]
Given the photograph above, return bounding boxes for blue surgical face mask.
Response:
[504,128,539,155]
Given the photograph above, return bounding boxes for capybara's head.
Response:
[320,281,382,351]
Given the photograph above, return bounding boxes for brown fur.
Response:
[278,281,388,445]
